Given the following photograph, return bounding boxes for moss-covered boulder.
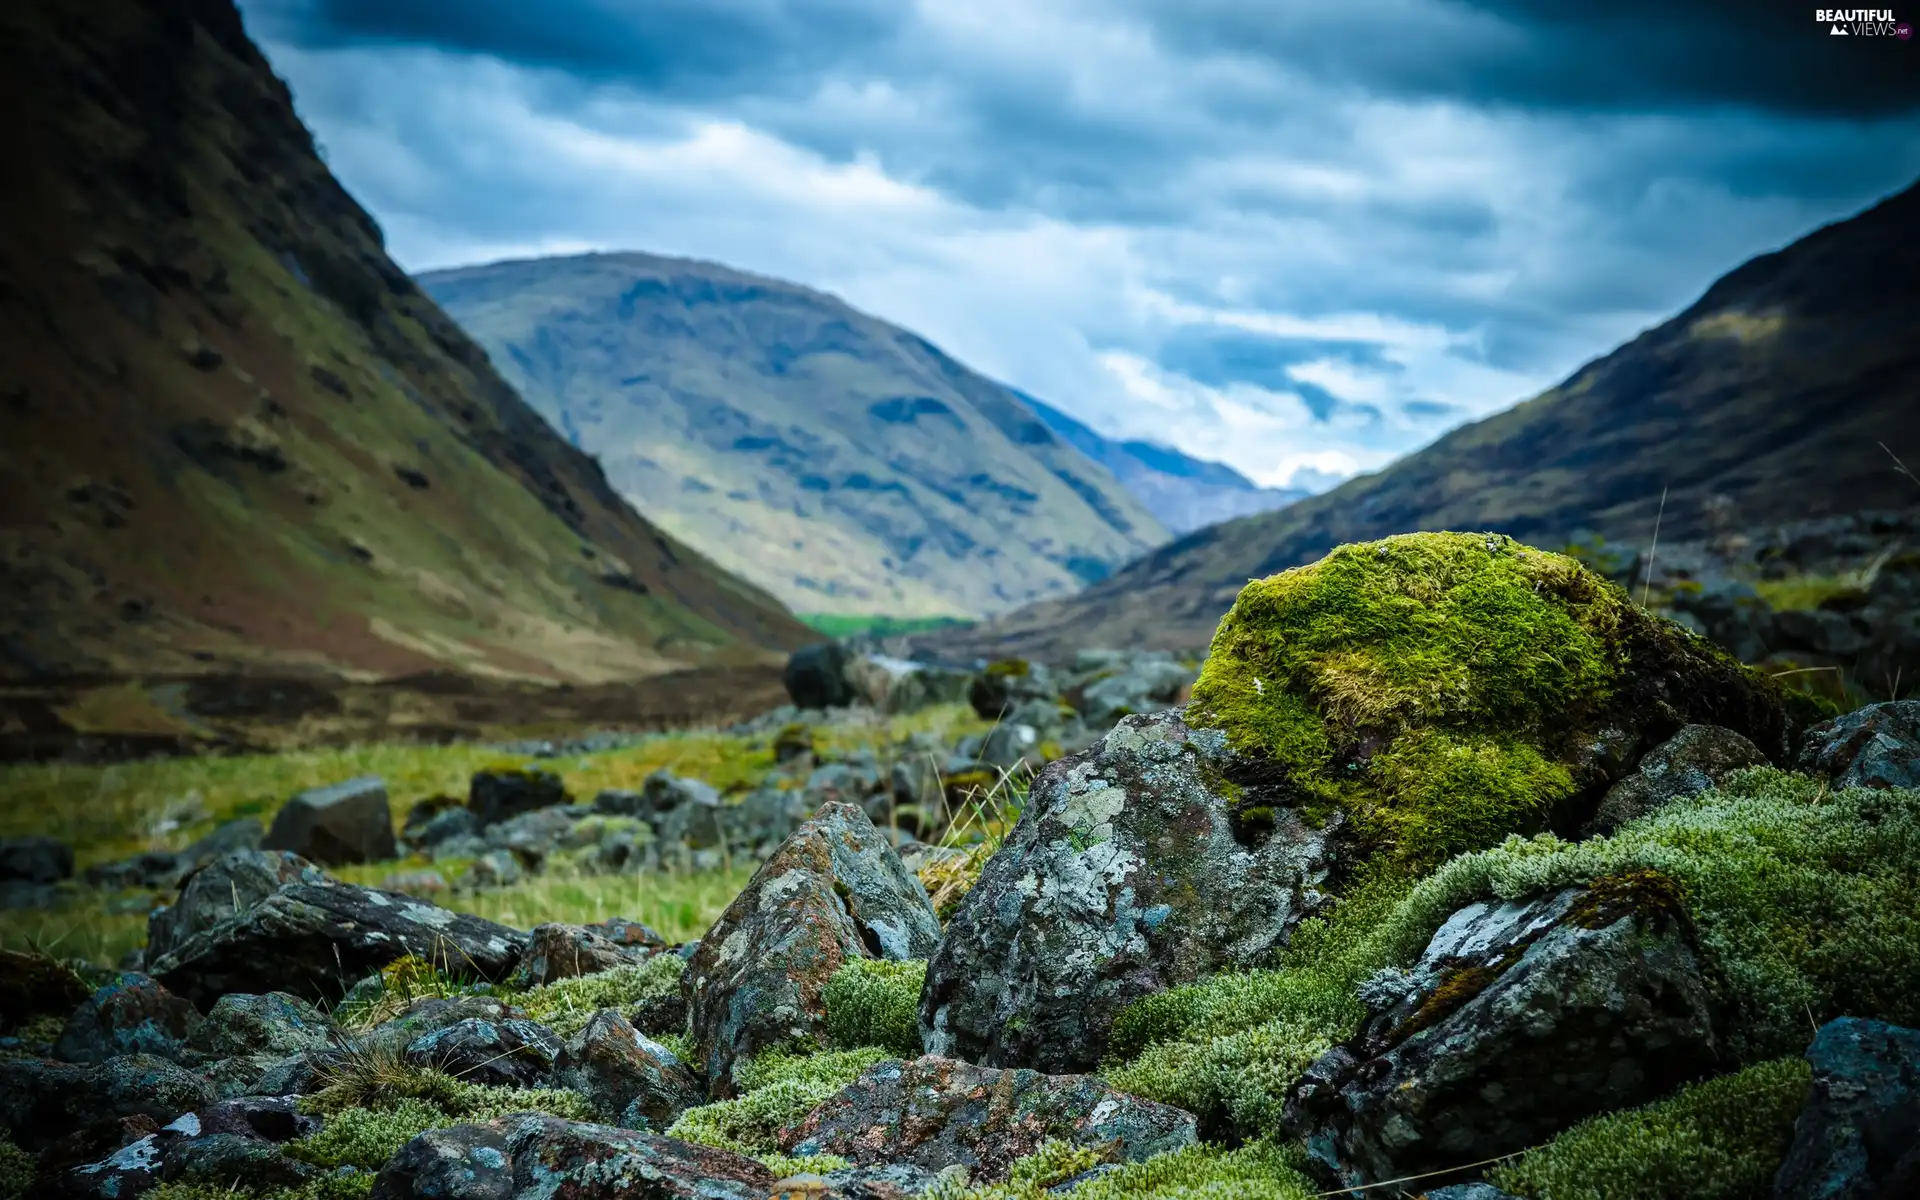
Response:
[1187,532,1795,869]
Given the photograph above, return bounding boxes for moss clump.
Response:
[0,1134,32,1200]
[147,1178,374,1200]
[667,1047,891,1156]
[1488,1057,1812,1200]
[512,954,685,1038]
[822,958,925,1056]
[924,1140,1316,1200]
[292,1076,591,1170]
[984,659,1031,678]
[1187,532,1784,870]
[758,1152,852,1176]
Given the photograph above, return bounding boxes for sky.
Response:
[237,0,1920,491]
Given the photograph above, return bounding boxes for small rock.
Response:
[509,922,651,989]
[159,1130,319,1190]
[967,660,1056,719]
[685,802,941,1096]
[56,973,206,1065]
[484,806,581,867]
[584,916,670,952]
[1586,724,1769,836]
[1284,879,1720,1191]
[407,806,479,851]
[468,767,568,828]
[780,1054,1197,1183]
[1797,700,1920,790]
[370,1122,515,1200]
[146,850,327,964]
[379,868,450,896]
[460,849,523,890]
[785,643,856,709]
[0,834,74,883]
[262,776,397,865]
[551,1009,702,1130]
[405,1016,562,1088]
[1773,1017,1920,1199]
[0,1054,215,1150]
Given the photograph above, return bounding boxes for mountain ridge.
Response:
[905,178,1920,662]
[420,251,1173,618]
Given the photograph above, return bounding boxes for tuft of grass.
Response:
[1488,1057,1812,1200]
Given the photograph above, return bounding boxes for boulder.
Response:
[81,820,265,893]
[146,850,328,964]
[468,767,567,828]
[405,805,479,851]
[362,995,530,1056]
[483,805,582,867]
[1797,700,1920,791]
[551,1009,702,1130]
[55,973,206,1064]
[684,802,941,1096]
[1284,877,1720,1191]
[509,922,653,988]
[655,788,728,852]
[41,1117,169,1199]
[0,1054,215,1150]
[1586,724,1770,836]
[405,1016,562,1088]
[0,834,73,883]
[967,659,1057,719]
[845,654,970,714]
[921,709,1341,1073]
[780,1054,1198,1184]
[262,775,397,865]
[1072,657,1195,728]
[149,877,526,1007]
[371,1113,775,1200]
[460,849,524,890]
[785,642,856,710]
[1773,1017,1920,1199]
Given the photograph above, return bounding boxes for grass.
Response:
[797,613,975,639]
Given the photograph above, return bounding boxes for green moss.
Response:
[1489,1057,1812,1200]
[667,1046,891,1156]
[923,1140,1316,1200]
[822,958,926,1056]
[984,659,1031,678]
[0,1134,31,1200]
[1187,533,1761,870]
[146,1178,374,1200]
[291,1078,590,1170]
[758,1151,853,1175]
[512,953,685,1038]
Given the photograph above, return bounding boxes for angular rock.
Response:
[1773,1017,1920,1200]
[55,972,206,1064]
[370,1122,515,1200]
[1586,724,1770,836]
[845,654,970,714]
[685,802,941,1096]
[146,850,328,964]
[781,1054,1196,1183]
[371,1113,774,1200]
[159,1130,319,1190]
[586,916,670,953]
[405,1016,562,1088]
[191,1094,323,1142]
[1284,879,1720,1190]
[468,767,567,828]
[1797,700,1920,791]
[149,877,526,1007]
[362,995,529,1055]
[551,1009,702,1130]
[44,1118,169,1199]
[785,642,855,710]
[921,709,1341,1072]
[484,805,582,867]
[0,834,74,883]
[968,660,1057,719]
[407,805,479,851]
[460,848,523,889]
[0,1054,215,1150]
[509,922,653,988]
[262,775,397,865]
[184,993,330,1066]
[80,820,266,895]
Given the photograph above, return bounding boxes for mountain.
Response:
[0,0,813,684]
[1017,393,1308,534]
[908,180,1920,663]
[419,255,1169,619]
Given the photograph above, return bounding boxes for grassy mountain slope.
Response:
[1018,392,1307,534]
[420,254,1170,618]
[0,0,813,685]
[912,180,1920,661]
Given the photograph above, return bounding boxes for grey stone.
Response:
[780,1054,1197,1183]
[1797,700,1920,791]
[468,767,567,828]
[785,642,856,709]
[0,1054,215,1150]
[1586,724,1770,836]
[146,850,328,964]
[1773,1017,1920,1200]
[922,709,1341,1073]
[460,849,523,889]
[1285,882,1720,1191]
[263,775,397,865]
[405,1016,562,1088]
[968,661,1057,719]
[56,973,205,1064]
[551,1009,701,1130]
[685,802,940,1096]
[0,834,73,883]
[509,922,652,988]
[370,1123,515,1200]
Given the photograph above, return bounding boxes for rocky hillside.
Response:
[0,0,813,684]
[910,180,1920,661]
[1018,394,1307,535]
[419,254,1170,618]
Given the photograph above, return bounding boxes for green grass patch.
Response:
[797,614,974,639]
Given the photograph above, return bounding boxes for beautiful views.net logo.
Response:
[1815,7,1913,36]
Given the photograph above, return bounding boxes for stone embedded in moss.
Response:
[1188,531,1795,869]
